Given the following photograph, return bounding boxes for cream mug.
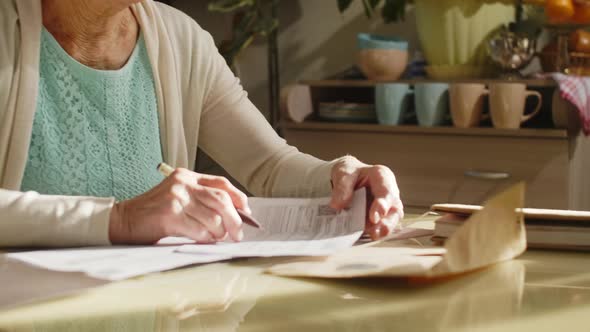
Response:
[449,83,489,128]
[489,83,542,129]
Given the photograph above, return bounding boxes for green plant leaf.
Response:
[361,0,374,17]
[220,32,255,66]
[208,0,255,13]
[252,17,279,36]
[364,0,382,18]
[220,10,258,65]
[207,0,283,65]
[337,0,408,22]
[368,0,381,10]
[337,0,354,12]
[381,0,406,23]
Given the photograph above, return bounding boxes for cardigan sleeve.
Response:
[0,1,17,111]
[0,189,113,247]
[195,28,341,198]
[0,0,19,179]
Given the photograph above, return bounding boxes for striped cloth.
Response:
[552,73,590,135]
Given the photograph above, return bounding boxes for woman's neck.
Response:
[42,0,139,70]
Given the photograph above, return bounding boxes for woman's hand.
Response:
[108,168,251,245]
[329,156,404,240]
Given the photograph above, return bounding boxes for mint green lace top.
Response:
[20,28,164,201]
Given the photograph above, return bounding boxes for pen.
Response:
[156,162,261,229]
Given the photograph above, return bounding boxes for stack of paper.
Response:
[7,246,231,281]
[267,183,527,279]
[177,189,366,257]
[6,189,367,281]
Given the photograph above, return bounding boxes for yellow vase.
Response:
[414,0,515,79]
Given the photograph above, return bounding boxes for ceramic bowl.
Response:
[357,33,408,81]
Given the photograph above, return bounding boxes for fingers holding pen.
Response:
[182,199,227,240]
[110,167,249,245]
[191,186,244,242]
[176,216,216,244]
[168,169,244,242]
[167,182,221,241]
[197,175,252,214]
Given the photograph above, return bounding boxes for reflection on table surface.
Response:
[0,236,589,331]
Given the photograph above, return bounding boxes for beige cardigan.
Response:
[0,0,336,247]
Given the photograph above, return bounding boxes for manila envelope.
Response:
[266,182,526,280]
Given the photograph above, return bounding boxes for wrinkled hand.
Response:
[109,168,251,245]
[329,156,404,240]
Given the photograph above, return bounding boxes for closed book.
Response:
[431,204,590,251]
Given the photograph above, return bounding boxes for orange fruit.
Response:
[570,29,590,52]
[572,3,590,23]
[546,0,576,23]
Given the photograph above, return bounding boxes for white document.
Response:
[7,246,231,281]
[7,189,366,281]
[177,189,366,257]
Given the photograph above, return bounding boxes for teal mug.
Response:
[375,83,413,125]
[415,83,449,127]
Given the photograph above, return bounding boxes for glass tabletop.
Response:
[0,227,589,331]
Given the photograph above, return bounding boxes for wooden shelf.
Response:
[299,78,557,88]
[282,121,568,139]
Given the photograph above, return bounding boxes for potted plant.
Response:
[339,0,517,78]
[208,0,280,67]
[208,0,282,129]
[337,0,410,23]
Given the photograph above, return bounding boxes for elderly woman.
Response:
[0,0,403,247]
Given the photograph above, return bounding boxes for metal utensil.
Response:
[488,26,537,79]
